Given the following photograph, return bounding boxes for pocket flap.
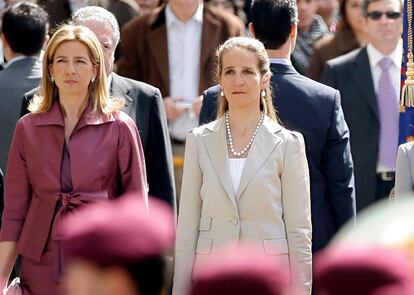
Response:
[195,238,213,255]
[199,216,212,231]
[263,238,289,255]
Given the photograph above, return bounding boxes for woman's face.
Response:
[297,0,319,31]
[345,0,366,33]
[49,40,97,99]
[219,48,267,111]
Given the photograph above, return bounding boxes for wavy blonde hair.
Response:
[28,24,123,115]
[216,37,277,122]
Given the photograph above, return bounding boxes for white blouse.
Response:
[228,158,246,198]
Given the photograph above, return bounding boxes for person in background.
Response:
[199,0,355,253]
[0,24,147,295]
[395,142,414,198]
[292,0,330,74]
[116,0,244,197]
[0,2,48,175]
[308,0,367,81]
[174,37,312,295]
[71,6,175,209]
[136,0,164,14]
[321,0,403,211]
[316,0,339,31]
[62,195,174,295]
[206,0,247,25]
[314,245,414,295]
[190,245,290,295]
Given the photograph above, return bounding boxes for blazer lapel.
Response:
[202,119,236,207]
[147,6,170,93]
[110,73,133,105]
[236,117,282,199]
[349,48,379,122]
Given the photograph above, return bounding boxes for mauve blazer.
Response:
[173,116,312,295]
[0,102,147,262]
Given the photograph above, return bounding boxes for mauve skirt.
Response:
[19,234,59,295]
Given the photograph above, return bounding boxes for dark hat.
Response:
[314,245,414,295]
[190,244,290,295]
[62,194,175,266]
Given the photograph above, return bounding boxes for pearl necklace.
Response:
[225,111,264,157]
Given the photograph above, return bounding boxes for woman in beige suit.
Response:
[173,37,312,295]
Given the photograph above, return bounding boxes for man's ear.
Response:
[1,33,8,49]
[290,23,297,40]
[249,23,255,38]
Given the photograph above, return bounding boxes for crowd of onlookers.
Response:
[0,0,413,294]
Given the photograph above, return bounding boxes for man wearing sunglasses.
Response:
[321,0,402,212]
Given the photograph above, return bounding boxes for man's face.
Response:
[365,0,402,49]
[78,21,116,76]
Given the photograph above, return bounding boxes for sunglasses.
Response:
[366,10,402,20]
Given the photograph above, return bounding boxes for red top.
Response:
[0,101,147,262]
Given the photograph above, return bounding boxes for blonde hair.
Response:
[28,24,123,115]
[216,37,277,121]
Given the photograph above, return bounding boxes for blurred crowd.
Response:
[0,0,412,294]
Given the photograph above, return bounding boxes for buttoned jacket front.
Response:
[174,116,312,295]
[0,102,147,262]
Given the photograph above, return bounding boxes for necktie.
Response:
[377,57,399,169]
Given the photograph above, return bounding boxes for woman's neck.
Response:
[59,94,88,120]
[227,108,262,136]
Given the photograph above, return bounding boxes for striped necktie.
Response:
[377,57,399,169]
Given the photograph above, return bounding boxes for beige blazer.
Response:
[395,141,414,198]
[173,116,312,295]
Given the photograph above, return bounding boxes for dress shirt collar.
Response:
[165,2,203,26]
[268,58,292,65]
[367,42,402,69]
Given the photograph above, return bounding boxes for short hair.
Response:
[216,37,277,121]
[362,0,403,16]
[125,256,165,295]
[251,0,298,49]
[71,6,120,46]
[1,1,48,55]
[28,24,123,115]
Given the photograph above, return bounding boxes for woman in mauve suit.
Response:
[173,37,312,295]
[0,25,147,295]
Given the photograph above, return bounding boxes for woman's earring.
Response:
[261,89,266,98]
[50,75,55,82]
[91,76,96,83]
[220,90,224,97]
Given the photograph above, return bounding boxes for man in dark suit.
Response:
[23,6,176,211]
[321,0,403,211]
[0,2,48,175]
[199,0,355,252]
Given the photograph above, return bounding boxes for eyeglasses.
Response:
[366,10,402,20]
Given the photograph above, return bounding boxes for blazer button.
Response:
[231,217,239,225]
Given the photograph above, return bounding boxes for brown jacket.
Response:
[116,4,244,97]
[307,28,360,81]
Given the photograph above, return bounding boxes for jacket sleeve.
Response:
[281,131,312,295]
[146,88,176,211]
[118,115,148,204]
[173,130,203,295]
[0,120,31,241]
[323,91,356,228]
[199,87,219,126]
[117,22,141,80]
[395,143,414,197]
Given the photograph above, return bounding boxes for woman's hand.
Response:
[0,241,18,291]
